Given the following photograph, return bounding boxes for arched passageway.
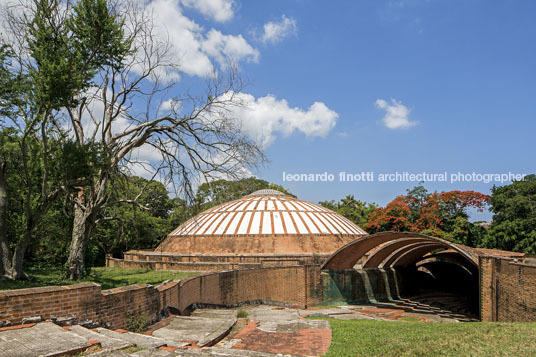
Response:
[321,232,480,318]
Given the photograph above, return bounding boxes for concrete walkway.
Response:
[0,322,93,357]
[151,310,236,347]
[217,307,331,356]
[0,303,477,356]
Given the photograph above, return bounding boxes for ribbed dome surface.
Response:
[168,190,367,237]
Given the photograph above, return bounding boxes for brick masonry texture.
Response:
[0,266,322,329]
[0,280,178,329]
[2,257,536,328]
[106,252,327,271]
[480,256,536,322]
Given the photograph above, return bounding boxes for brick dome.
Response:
[156,189,367,255]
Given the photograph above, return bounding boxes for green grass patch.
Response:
[0,266,199,290]
[308,317,536,356]
[237,309,249,318]
[399,316,421,322]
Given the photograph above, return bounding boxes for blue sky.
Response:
[189,0,533,220]
[101,1,536,219]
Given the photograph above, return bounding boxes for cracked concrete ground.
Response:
[0,303,475,356]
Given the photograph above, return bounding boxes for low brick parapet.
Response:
[0,265,324,329]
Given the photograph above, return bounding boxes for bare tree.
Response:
[61,2,263,279]
[1,0,264,280]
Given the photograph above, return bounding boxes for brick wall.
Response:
[107,253,326,271]
[0,280,179,329]
[0,283,101,326]
[480,256,536,322]
[176,266,310,312]
[4,259,536,328]
[0,266,320,329]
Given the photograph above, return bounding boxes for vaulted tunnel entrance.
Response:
[321,232,480,320]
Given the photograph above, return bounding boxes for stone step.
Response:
[96,328,167,349]
[0,322,92,357]
[167,347,293,356]
[88,346,290,357]
[87,350,131,356]
[68,325,133,350]
[151,312,236,348]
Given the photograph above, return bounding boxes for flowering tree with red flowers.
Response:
[365,186,490,245]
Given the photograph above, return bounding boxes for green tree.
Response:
[3,0,264,279]
[0,129,67,279]
[0,0,128,279]
[91,176,178,261]
[319,195,377,227]
[482,174,536,254]
[193,178,293,214]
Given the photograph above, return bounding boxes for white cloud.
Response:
[158,98,182,114]
[201,29,259,67]
[260,15,297,44]
[375,98,416,129]
[223,92,338,149]
[133,0,258,79]
[180,0,235,23]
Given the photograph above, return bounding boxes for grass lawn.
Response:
[310,318,536,357]
[0,267,200,291]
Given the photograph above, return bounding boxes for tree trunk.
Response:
[9,235,30,280]
[0,159,12,276]
[66,189,94,280]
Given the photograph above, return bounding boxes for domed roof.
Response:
[168,189,367,237]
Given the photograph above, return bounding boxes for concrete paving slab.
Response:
[132,348,175,356]
[226,306,332,356]
[151,312,236,347]
[0,322,91,357]
[247,307,330,333]
[97,328,167,349]
[87,350,129,356]
[69,325,133,349]
[173,347,295,356]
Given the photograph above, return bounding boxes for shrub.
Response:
[126,312,150,332]
[237,309,248,319]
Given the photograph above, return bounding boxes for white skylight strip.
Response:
[307,212,331,234]
[266,200,276,210]
[272,212,285,234]
[282,200,299,211]
[329,213,355,234]
[249,212,262,234]
[177,213,211,235]
[299,212,320,234]
[196,213,221,235]
[290,212,308,234]
[289,201,308,211]
[261,212,272,234]
[245,200,258,211]
[337,214,363,234]
[301,201,329,212]
[213,211,235,235]
[322,213,347,234]
[257,200,266,211]
[202,213,227,235]
[281,211,297,234]
[314,213,337,234]
[227,211,243,234]
[236,211,252,234]
[274,200,285,210]
[224,200,244,211]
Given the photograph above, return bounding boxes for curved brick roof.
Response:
[168,190,367,237]
[156,190,367,255]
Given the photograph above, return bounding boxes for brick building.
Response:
[113,189,368,271]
